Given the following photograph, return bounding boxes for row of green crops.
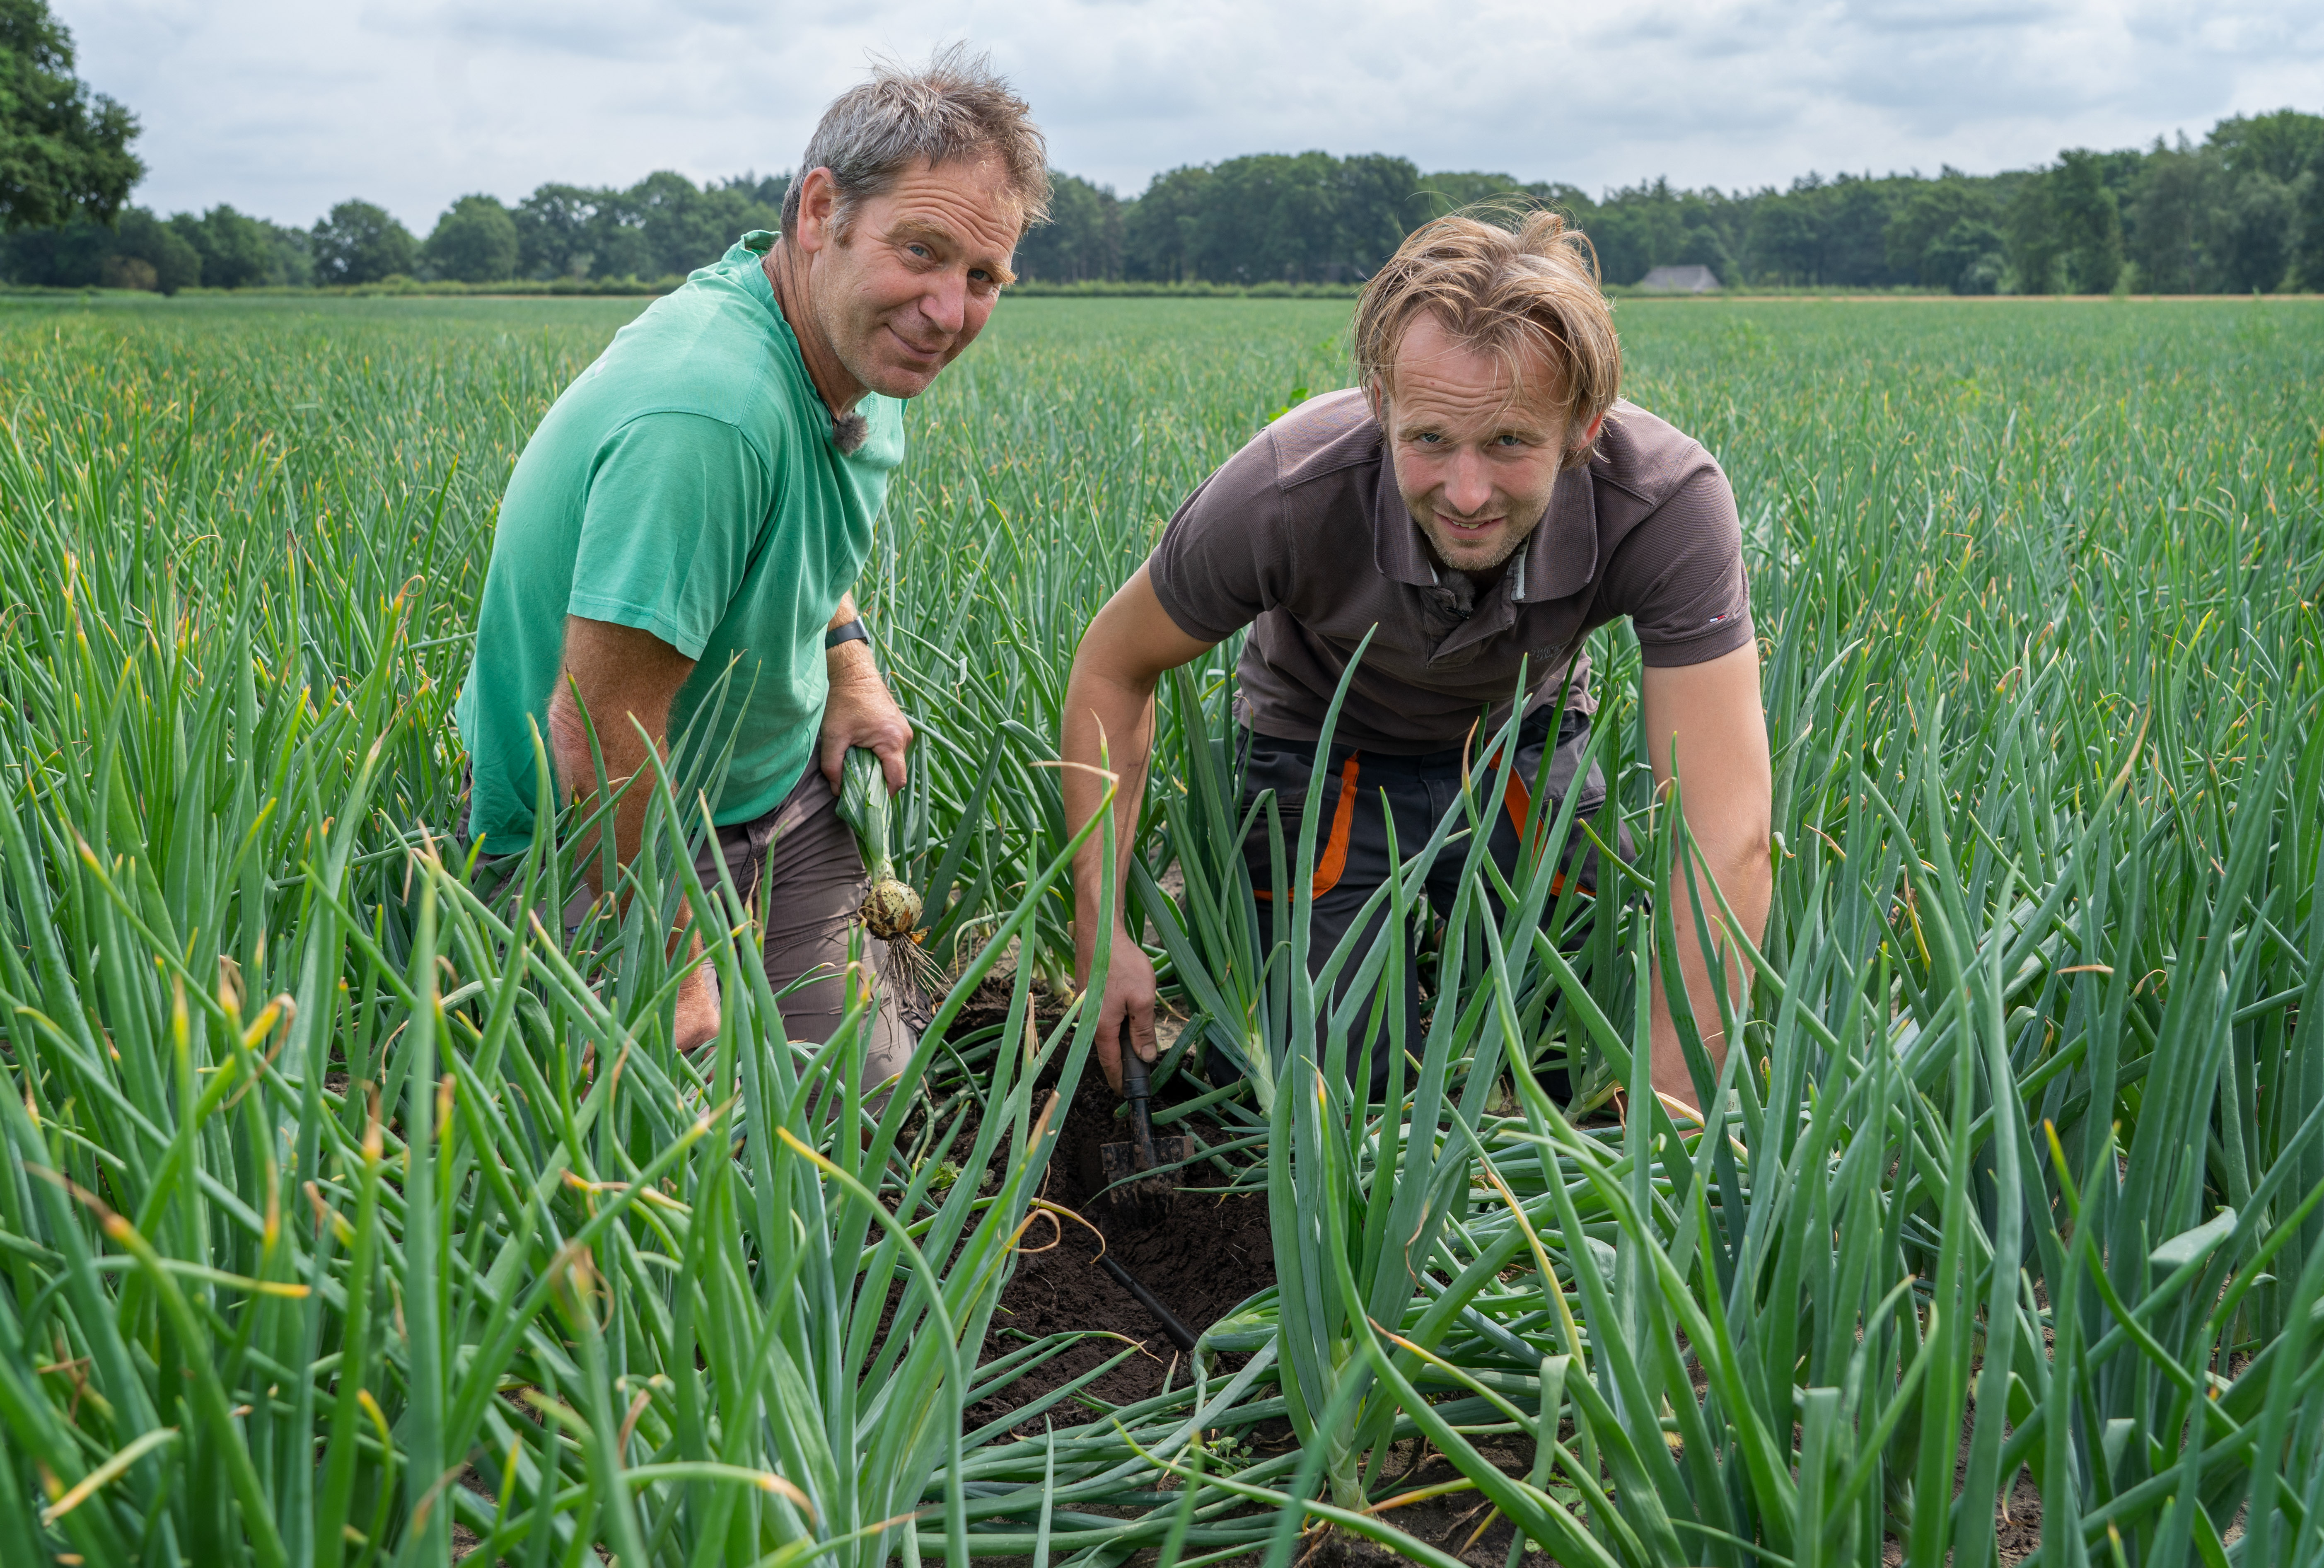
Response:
[0,290,2320,1565]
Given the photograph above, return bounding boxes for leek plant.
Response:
[1143,298,2324,1562]
[2,290,2322,1565]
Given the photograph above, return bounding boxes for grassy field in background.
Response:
[0,289,2320,1567]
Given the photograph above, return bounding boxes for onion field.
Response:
[1,289,2321,1567]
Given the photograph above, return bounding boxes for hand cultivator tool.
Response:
[1080,1050,1201,1350]
[1098,1051,1191,1219]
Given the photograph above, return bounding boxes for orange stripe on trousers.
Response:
[1503,772,1578,898]
[1255,753,1362,901]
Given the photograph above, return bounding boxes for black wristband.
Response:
[823,617,868,651]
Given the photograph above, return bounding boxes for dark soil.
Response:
[963,1068,1277,1435]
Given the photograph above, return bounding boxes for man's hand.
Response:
[819,639,913,794]
[1091,927,1160,1092]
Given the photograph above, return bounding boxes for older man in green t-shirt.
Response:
[455,49,1048,1082]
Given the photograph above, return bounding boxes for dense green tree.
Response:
[1406,173,1594,234]
[513,184,601,278]
[1014,170,1121,281]
[2216,171,2297,291]
[424,194,519,282]
[2003,172,2065,293]
[1121,164,1209,281]
[0,0,141,230]
[2050,150,2124,292]
[1332,153,1425,276]
[1921,219,2007,293]
[1742,190,1820,285]
[1409,170,1557,225]
[1220,154,1326,279]
[2125,141,2215,293]
[1820,176,1908,285]
[265,223,312,288]
[1117,152,1438,284]
[614,171,780,278]
[1884,173,1997,283]
[2206,109,2324,186]
[114,208,198,292]
[312,199,416,285]
[0,208,104,282]
[170,205,274,289]
[2293,167,2324,291]
[721,171,790,213]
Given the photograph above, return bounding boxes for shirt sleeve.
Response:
[566,412,771,660]
[1145,431,1290,644]
[1597,455,1755,668]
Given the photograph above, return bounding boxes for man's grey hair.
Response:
[782,45,1051,239]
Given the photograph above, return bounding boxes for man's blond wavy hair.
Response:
[1353,208,1621,469]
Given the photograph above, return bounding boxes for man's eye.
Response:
[1414,432,1442,445]
[1495,433,1524,447]
[907,244,932,259]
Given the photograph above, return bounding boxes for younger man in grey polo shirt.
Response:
[1060,210,1772,1113]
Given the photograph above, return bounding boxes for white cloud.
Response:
[60,0,2324,230]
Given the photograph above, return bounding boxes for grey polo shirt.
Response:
[1147,389,1753,754]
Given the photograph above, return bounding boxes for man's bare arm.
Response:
[1639,642,1773,1114]
[546,615,719,1051]
[547,616,697,890]
[1061,566,1216,1089]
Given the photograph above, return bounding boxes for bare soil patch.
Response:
[966,1070,1276,1433]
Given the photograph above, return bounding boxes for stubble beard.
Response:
[1414,507,1542,578]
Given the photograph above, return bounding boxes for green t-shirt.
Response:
[454,231,904,851]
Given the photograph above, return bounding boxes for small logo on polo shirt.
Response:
[1706,612,1730,626]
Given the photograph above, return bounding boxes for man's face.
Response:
[800,156,1020,401]
[1376,314,1583,577]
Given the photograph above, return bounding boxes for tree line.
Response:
[0,173,794,293]
[0,0,2317,299]
[1015,110,2324,294]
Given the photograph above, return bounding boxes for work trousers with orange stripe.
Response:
[1239,703,1631,1099]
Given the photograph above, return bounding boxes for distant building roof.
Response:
[1636,265,1721,293]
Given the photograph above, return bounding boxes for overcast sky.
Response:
[64,0,2324,231]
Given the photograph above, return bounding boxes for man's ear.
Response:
[792,167,839,255]
[1561,409,1606,469]
[1363,377,1387,424]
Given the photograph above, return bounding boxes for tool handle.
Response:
[1098,1254,1198,1351]
[1122,1051,1160,1169]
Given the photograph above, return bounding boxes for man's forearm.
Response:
[827,591,879,686]
[1648,839,1770,1108]
[1061,666,1157,952]
[546,617,696,901]
[549,686,666,899]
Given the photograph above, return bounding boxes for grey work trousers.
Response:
[701,768,917,1094]
[1239,703,1634,1098]
[469,766,916,1097]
